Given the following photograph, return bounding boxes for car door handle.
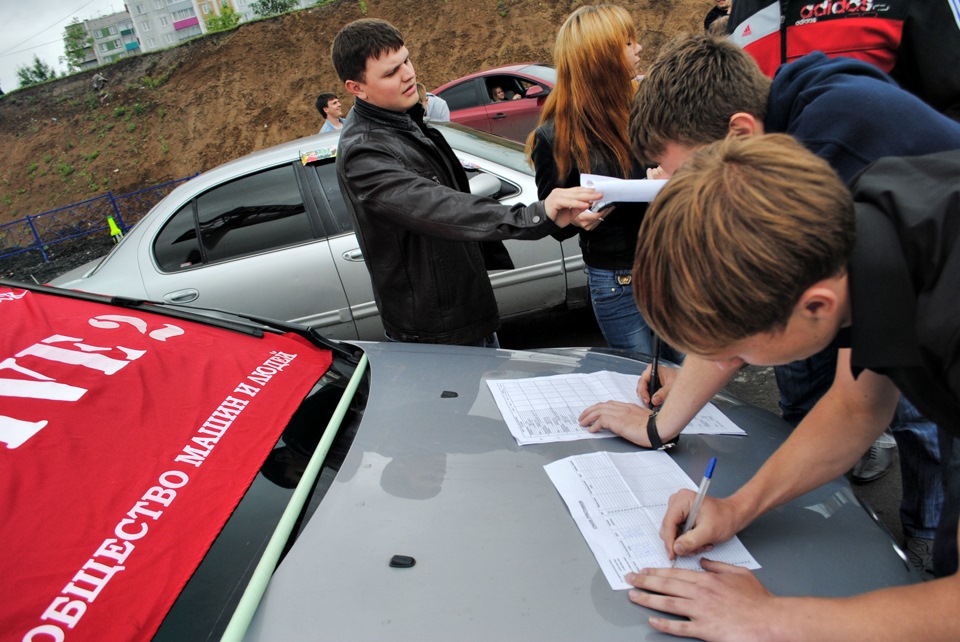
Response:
[342,249,364,261]
[492,113,507,120]
[164,289,199,304]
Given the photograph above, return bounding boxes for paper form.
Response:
[580,174,667,204]
[485,370,745,446]
[545,450,760,590]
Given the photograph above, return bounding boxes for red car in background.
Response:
[433,64,555,143]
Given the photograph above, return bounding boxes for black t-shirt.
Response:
[845,150,960,438]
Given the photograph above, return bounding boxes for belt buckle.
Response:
[616,274,632,286]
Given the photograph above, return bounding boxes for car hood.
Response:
[242,342,914,640]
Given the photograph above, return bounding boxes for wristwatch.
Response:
[646,410,679,451]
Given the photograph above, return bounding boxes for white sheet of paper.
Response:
[486,371,745,445]
[545,450,760,590]
[580,174,667,203]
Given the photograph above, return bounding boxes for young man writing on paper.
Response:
[579,34,960,574]
[619,134,960,640]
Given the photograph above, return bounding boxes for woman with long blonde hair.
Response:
[528,4,664,356]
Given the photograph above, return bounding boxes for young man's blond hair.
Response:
[633,134,855,353]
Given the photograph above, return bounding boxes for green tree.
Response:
[16,55,57,88]
[63,19,94,73]
[205,4,242,32]
[249,0,297,18]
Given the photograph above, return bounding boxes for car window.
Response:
[484,75,528,102]
[438,79,482,111]
[153,164,314,272]
[311,161,354,234]
[435,124,534,176]
[521,64,557,85]
[154,202,202,271]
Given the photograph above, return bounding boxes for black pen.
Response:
[649,333,662,408]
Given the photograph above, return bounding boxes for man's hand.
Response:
[638,362,679,406]
[578,401,654,447]
[625,560,776,641]
[646,165,669,180]
[660,493,741,561]
[544,187,602,227]
[573,204,615,231]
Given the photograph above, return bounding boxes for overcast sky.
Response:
[0,0,126,93]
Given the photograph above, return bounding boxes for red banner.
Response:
[0,286,332,641]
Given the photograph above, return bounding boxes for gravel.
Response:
[0,234,115,285]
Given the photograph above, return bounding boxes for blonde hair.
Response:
[526,4,638,179]
[633,134,855,353]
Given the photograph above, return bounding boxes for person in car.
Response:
[618,133,960,641]
[527,4,679,361]
[491,85,521,102]
[331,19,601,347]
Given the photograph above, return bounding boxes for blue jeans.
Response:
[892,398,942,539]
[776,346,942,538]
[934,431,960,576]
[587,267,682,362]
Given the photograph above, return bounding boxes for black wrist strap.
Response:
[646,410,679,451]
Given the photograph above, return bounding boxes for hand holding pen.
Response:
[672,457,717,566]
[637,334,676,407]
[649,334,662,409]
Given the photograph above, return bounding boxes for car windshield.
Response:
[519,64,557,85]
[434,123,534,175]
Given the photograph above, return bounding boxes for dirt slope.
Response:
[0,0,705,223]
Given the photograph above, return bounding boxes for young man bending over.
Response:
[618,134,960,639]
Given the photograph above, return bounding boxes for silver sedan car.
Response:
[52,124,588,340]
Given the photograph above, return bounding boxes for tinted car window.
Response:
[438,79,482,111]
[154,202,202,272]
[154,164,314,272]
[197,165,312,263]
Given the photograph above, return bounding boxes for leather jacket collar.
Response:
[351,98,426,130]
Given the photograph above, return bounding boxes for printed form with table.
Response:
[486,369,759,590]
[485,175,759,589]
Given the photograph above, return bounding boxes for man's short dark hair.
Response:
[331,19,405,84]
[315,92,337,116]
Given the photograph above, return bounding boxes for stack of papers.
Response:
[486,371,745,446]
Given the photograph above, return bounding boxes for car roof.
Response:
[433,63,555,92]
[154,122,520,206]
[243,341,915,640]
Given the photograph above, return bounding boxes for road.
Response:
[499,306,905,544]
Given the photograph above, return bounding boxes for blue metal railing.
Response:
[0,175,197,263]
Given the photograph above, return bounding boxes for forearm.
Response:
[654,355,738,440]
[764,576,960,641]
[727,362,898,528]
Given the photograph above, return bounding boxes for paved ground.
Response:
[499,306,904,544]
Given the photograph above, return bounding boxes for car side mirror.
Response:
[524,85,546,98]
[469,173,502,198]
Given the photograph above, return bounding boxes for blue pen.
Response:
[683,457,717,534]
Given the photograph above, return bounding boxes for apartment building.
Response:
[129,0,208,52]
[81,11,141,69]
[75,0,318,67]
